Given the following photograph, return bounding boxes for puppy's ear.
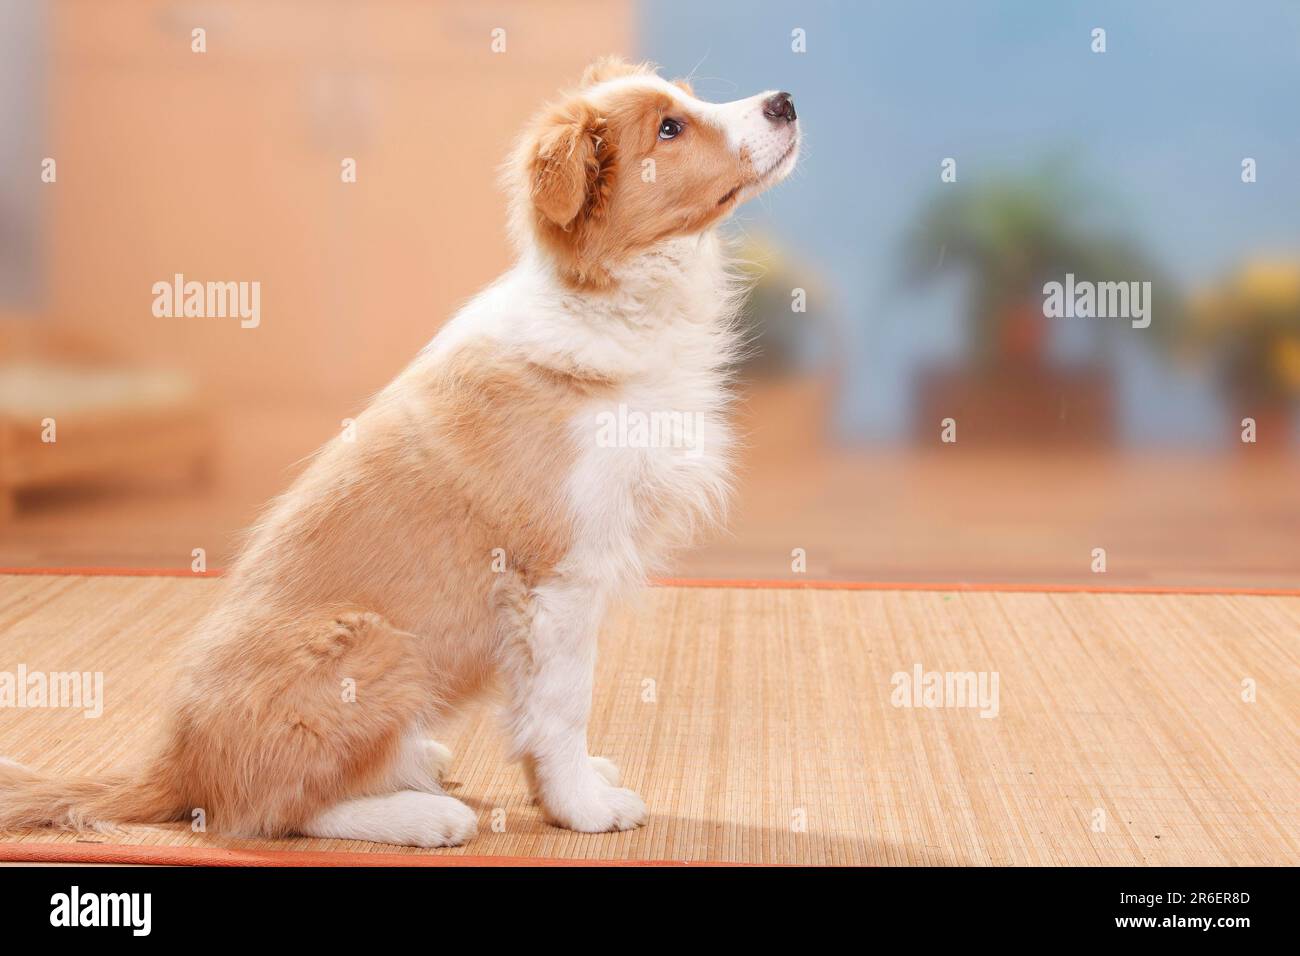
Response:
[528,99,615,229]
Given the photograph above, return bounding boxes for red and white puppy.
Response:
[0,57,800,847]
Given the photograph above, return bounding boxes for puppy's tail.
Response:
[0,756,184,833]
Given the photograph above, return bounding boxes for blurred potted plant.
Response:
[1184,257,1300,452]
[900,162,1169,445]
[730,235,839,468]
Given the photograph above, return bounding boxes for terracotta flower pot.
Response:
[1234,400,1295,454]
[914,362,1115,447]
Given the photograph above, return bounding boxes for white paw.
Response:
[590,755,621,787]
[393,737,453,794]
[423,739,453,781]
[543,784,647,833]
[415,795,478,847]
[303,791,477,848]
[379,793,477,847]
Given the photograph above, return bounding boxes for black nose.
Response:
[763,91,796,123]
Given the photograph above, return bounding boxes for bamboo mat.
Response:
[0,573,1296,865]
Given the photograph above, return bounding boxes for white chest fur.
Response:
[567,359,734,591]
[545,233,740,593]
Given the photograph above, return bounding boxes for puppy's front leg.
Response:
[499,583,646,832]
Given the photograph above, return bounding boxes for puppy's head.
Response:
[508,57,800,287]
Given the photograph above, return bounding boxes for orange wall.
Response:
[46,0,633,408]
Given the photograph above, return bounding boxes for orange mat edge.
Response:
[0,841,742,867]
[1,566,1297,596]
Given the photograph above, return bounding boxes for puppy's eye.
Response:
[658,118,683,140]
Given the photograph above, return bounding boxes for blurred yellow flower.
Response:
[1237,258,1300,309]
[1181,255,1300,399]
[734,236,787,279]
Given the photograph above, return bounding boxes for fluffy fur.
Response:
[0,58,799,847]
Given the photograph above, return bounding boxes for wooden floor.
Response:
[0,573,1296,865]
[4,416,1300,590]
